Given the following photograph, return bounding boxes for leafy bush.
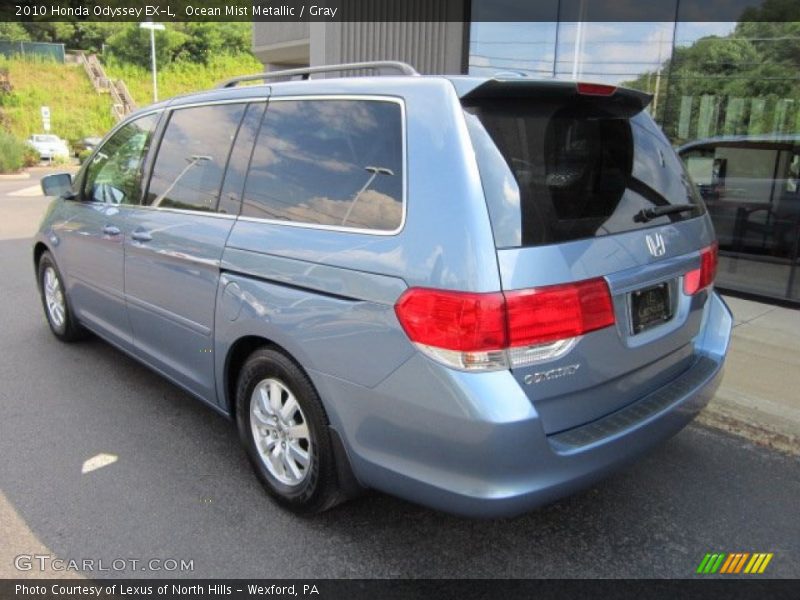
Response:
[77,148,92,164]
[22,144,38,167]
[0,130,28,173]
[50,153,72,167]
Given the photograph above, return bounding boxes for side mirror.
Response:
[41,173,75,198]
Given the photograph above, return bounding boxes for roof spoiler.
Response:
[459,79,653,118]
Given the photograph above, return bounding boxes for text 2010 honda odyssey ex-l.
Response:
[34,62,732,517]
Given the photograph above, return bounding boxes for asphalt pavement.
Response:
[0,173,798,579]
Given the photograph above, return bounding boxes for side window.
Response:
[83,113,159,205]
[241,99,404,231]
[146,103,246,212]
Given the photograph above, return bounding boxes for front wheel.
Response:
[37,251,86,342]
[236,348,343,513]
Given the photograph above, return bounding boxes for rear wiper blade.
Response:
[634,204,696,223]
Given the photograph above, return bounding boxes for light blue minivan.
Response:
[34,62,732,517]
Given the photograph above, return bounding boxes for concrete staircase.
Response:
[74,51,136,121]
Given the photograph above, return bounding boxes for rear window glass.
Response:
[241,99,404,232]
[465,100,704,248]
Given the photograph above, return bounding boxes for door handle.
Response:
[131,230,153,243]
[102,225,121,236]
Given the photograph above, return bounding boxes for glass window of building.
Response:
[467,12,800,302]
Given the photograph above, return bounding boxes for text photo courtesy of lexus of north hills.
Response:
[0,1,798,599]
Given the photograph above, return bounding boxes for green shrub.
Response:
[0,130,27,173]
[77,148,92,164]
[50,153,72,167]
[22,144,38,167]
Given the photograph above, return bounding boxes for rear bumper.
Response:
[313,292,732,518]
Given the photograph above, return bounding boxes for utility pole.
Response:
[571,0,587,80]
[140,22,165,103]
[653,30,665,120]
[341,166,394,226]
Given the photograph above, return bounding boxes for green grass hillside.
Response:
[105,53,263,108]
[0,57,115,144]
[0,53,263,147]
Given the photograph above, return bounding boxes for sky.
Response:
[468,22,738,85]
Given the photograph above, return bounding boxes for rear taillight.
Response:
[394,278,615,371]
[393,288,506,351]
[505,279,615,346]
[683,242,718,295]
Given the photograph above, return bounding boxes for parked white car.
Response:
[27,134,70,160]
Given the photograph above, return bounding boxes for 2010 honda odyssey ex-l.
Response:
[34,62,732,517]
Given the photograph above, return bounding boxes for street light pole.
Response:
[341,166,395,226]
[140,22,165,103]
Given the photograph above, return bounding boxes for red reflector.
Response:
[683,242,718,295]
[394,288,507,352]
[683,269,702,296]
[577,82,617,96]
[395,278,616,353]
[505,278,615,346]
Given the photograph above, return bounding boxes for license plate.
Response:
[630,282,672,333]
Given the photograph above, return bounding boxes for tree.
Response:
[71,24,125,54]
[623,22,800,143]
[22,23,77,45]
[179,23,251,63]
[0,23,31,42]
[105,24,190,68]
[104,23,252,67]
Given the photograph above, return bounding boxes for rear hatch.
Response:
[461,79,716,434]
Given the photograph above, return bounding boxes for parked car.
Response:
[27,134,70,160]
[678,134,800,259]
[73,136,103,158]
[33,62,732,517]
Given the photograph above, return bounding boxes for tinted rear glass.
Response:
[241,99,404,232]
[465,99,704,248]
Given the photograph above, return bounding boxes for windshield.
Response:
[464,99,704,248]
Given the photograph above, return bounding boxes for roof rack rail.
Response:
[217,61,419,89]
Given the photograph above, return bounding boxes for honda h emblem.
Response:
[646,232,666,257]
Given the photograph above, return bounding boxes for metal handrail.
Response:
[216,61,419,89]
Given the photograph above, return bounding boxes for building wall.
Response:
[310,21,465,74]
[252,22,310,68]
[253,1,468,74]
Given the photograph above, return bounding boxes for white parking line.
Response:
[81,453,118,474]
[8,185,43,197]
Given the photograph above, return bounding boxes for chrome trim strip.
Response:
[237,94,408,237]
[123,204,238,220]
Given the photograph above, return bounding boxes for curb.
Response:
[0,172,31,180]
[696,407,799,457]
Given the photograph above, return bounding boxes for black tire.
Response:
[236,347,343,514]
[37,251,87,342]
